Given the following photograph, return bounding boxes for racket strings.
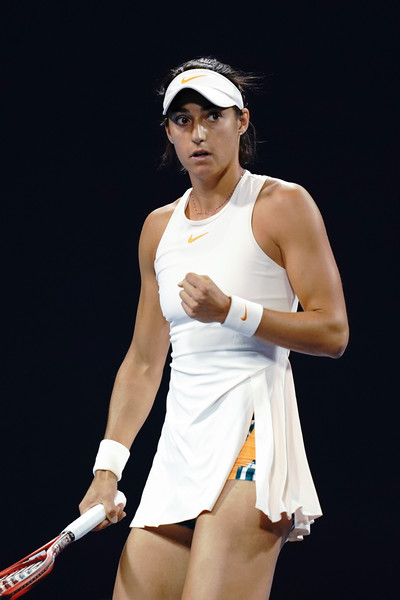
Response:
[0,561,44,591]
[0,533,73,595]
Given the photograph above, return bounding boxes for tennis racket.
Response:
[0,490,126,599]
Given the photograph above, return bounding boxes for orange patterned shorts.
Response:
[177,419,256,529]
[228,419,256,481]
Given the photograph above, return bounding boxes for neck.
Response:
[186,166,245,220]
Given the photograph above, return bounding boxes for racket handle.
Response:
[62,490,127,541]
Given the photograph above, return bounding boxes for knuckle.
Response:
[192,289,201,302]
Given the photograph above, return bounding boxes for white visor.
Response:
[163,68,244,115]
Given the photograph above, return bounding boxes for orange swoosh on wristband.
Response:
[241,305,248,321]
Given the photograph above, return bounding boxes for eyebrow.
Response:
[169,104,224,117]
[169,107,191,116]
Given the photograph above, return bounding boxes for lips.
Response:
[190,150,210,158]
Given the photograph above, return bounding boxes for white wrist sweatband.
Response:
[93,439,130,482]
[221,295,263,337]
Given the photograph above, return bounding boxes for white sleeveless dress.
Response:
[130,170,322,541]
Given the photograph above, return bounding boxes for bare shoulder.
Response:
[139,198,180,264]
[252,176,330,267]
[259,176,322,220]
[256,176,327,242]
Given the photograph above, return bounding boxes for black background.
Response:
[2,1,398,598]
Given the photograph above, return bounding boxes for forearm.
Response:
[103,355,165,449]
[179,273,348,358]
[254,305,349,358]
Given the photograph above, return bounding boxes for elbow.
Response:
[328,338,348,359]
[324,322,349,359]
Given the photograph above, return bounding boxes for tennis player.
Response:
[79,57,349,599]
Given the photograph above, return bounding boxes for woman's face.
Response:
[165,92,249,178]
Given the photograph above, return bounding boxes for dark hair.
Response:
[158,57,262,169]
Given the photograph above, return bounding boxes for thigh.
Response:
[182,480,292,600]
[113,524,193,600]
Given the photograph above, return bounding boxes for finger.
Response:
[179,282,199,306]
[116,502,127,520]
[178,278,195,293]
[103,499,121,524]
[184,272,204,287]
[179,292,194,316]
[179,285,201,310]
[92,505,126,532]
[179,272,204,288]
[92,518,112,532]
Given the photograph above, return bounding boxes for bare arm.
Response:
[103,235,171,449]
[79,207,173,526]
[178,182,349,358]
[252,182,349,357]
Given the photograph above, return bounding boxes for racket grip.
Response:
[62,490,127,541]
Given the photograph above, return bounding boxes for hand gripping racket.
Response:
[0,491,126,599]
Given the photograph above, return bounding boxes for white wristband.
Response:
[93,439,130,482]
[221,295,263,337]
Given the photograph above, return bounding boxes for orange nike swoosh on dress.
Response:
[241,305,248,321]
[188,233,209,243]
[181,75,206,84]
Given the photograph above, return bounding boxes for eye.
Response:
[207,111,222,122]
[173,114,190,126]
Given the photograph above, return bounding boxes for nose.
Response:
[192,122,206,144]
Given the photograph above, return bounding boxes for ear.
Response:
[165,123,174,144]
[238,108,250,136]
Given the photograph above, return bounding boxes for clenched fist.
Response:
[178,273,231,323]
